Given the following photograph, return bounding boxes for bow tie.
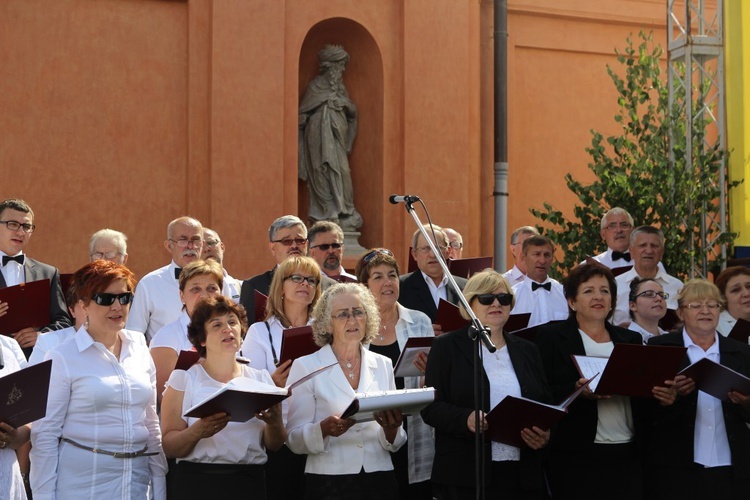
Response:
[174,267,183,280]
[2,255,25,266]
[531,281,551,292]
[612,251,631,262]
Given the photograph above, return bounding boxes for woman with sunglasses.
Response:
[535,263,676,500]
[240,255,322,500]
[646,279,750,499]
[422,269,551,499]
[30,261,166,499]
[627,278,669,343]
[286,283,405,499]
[354,247,434,499]
[150,259,224,404]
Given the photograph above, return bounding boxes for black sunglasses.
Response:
[92,292,133,306]
[311,243,342,251]
[475,293,513,306]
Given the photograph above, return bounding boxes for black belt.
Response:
[61,437,159,458]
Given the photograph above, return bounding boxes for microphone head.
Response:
[388,194,399,204]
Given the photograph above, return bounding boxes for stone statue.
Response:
[298,45,362,231]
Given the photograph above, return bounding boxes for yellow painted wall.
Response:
[725,0,750,252]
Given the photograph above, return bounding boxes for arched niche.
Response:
[297,18,384,252]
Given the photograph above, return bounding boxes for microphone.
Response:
[389,194,420,204]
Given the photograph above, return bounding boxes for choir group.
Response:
[1,198,750,500]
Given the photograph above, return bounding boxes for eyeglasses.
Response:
[475,293,513,306]
[92,292,133,306]
[415,245,448,255]
[605,222,633,231]
[448,242,463,250]
[310,243,342,251]
[272,237,307,247]
[683,302,722,312]
[363,248,394,264]
[0,220,35,233]
[204,239,220,248]
[91,251,123,260]
[169,238,202,248]
[332,308,367,322]
[634,290,669,300]
[285,274,320,287]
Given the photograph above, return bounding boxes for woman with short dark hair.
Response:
[161,295,285,498]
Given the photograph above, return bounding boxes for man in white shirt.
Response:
[511,235,568,327]
[588,207,634,271]
[613,226,683,325]
[443,228,464,260]
[398,225,467,335]
[307,221,357,282]
[201,227,241,302]
[502,226,539,285]
[126,216,204,341]
[89,228,129,264]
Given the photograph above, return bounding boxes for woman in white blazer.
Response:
[286,283,407,499]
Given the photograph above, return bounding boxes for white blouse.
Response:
[149,311,193,354]
[166,364,274,465]
[30,327,167,500]
[0,346,27,500]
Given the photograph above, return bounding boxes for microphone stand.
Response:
[396,198,495,500]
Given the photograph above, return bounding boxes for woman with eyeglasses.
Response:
[353,247,434,499]
[627,278,669,343]
[30,261,167,499]
[286,283,406,499]
[240,255,322,500]
[715,266,750,338]
[150,259,224,404]
[645,279,750,499]
[421,269,551,500]
[160,295,285,498]
[534,263,676,500]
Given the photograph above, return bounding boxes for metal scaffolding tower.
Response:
[667,0,727,279]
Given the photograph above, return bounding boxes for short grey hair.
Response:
[89,229,128,255]
[510,226,539,245]
[308,220,344,246]
[268,215,306,242]
[629,225,664,247]
[411,224,447,250]
[601,207,634,230]
[311,283,380,347]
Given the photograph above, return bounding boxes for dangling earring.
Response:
[85,315,90,328]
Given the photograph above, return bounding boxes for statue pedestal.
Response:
[343,231,367,256]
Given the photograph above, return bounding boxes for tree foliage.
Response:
[530,32,738,281]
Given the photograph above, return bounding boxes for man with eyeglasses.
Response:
[201,227,241,302]
[510,235,568,328]
[443,228,464,260]
[586,207,635,272]
[502,225,539,285]
[612,225,683,325]
[89,228,128,264]
[398,225,467,335]
[126,216,203,342]
[0,198,71,358]
[307,221,357,283]
[240,215,335,322]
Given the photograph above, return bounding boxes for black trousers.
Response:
[305,469,398,500]
[169,460,266,499]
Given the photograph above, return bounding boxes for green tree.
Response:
[531,32,737,281]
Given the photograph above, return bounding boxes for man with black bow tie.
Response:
[510,235,568,327]
[586,207,635,271]
[0,199,71,357]
[126,216,203,342]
